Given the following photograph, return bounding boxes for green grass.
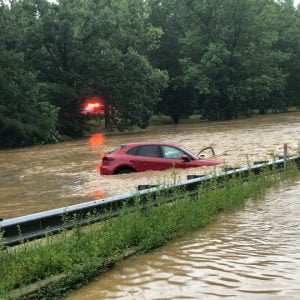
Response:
[0,163,299,299]
[149,114,202,125]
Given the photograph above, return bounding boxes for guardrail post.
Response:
[187,175,206,180]
[137,185,158,191]
[284,143,288,172]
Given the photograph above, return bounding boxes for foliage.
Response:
[0,3,60,147]
[148,0,197,124]
[0,0,300,145]
[156,84,197,124]
[179,0,288,120]
[24,0,167,134]
[273,0,300,108]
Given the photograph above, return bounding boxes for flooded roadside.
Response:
[0,112,300,219]
[67,180,300,300]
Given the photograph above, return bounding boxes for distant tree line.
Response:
[0,0,299,147]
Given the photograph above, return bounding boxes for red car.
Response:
[100,142,221,175]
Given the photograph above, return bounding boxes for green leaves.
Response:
[1,0,300,146]
[0,7,60,147]
[27,0,167,134]
[178,0,291,119]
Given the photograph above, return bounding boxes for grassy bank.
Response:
[1,164,299,299]
[149,108,300,126]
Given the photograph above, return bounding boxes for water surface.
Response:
[67,181,300,300]
[0,112,300,218]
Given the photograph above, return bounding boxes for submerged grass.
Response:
[0,163,299,299]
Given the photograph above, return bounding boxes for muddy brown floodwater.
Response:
[0,112,300,219]
[67,181,300,300]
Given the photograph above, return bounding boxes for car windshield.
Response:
[180,147,198,159]
[162,146,185,159]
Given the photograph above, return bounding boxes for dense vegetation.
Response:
[0,0,299,146]
[1,164,299,298]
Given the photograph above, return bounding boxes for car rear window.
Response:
[126,146,139,155]
[108,147,121,154]
[135,145,162,158]
[109,144,127,154]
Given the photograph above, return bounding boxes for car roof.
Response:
[116,142,198,159]
[123,142,179,147]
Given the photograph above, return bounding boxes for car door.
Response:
[161,145,193,169]
[130,145,170,171]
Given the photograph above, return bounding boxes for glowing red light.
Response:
[82,98,104,115]
[86,103,101,109]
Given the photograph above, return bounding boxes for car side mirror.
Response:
[181,155,190,162]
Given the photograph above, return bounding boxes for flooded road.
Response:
[0,112,300,219]
[67,181,300,300]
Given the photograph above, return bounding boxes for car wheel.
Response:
[115,167,135,175]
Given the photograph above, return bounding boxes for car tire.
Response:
[114,167,135,175]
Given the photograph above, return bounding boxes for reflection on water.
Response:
[88,133,105,149]
[67,181,300,300]
[0,112,300,218]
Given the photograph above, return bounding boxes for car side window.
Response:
[126,146,139,155]
[162,146,185,159]
[136,145,162,158]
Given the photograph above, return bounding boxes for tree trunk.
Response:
[104,100,110,131]
[171,114,180,124]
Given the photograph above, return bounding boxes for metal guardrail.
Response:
[1,156,300,247]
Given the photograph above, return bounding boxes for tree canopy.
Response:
[179,0,288,119]
[0,1,60,147]
[0,0,299,147]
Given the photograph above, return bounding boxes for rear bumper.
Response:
[100,165,112,175]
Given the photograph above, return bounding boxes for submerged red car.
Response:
[100,142,221,175]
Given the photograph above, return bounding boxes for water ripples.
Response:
[68,182,300,299]
[1,112,300,218]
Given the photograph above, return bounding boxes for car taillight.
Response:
[102,156,115,162]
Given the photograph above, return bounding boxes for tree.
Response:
[273,0,300,108]
[180,0,287,120]
[25,0,167,135]
[148,0,197,123]
[0,1,60,147]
